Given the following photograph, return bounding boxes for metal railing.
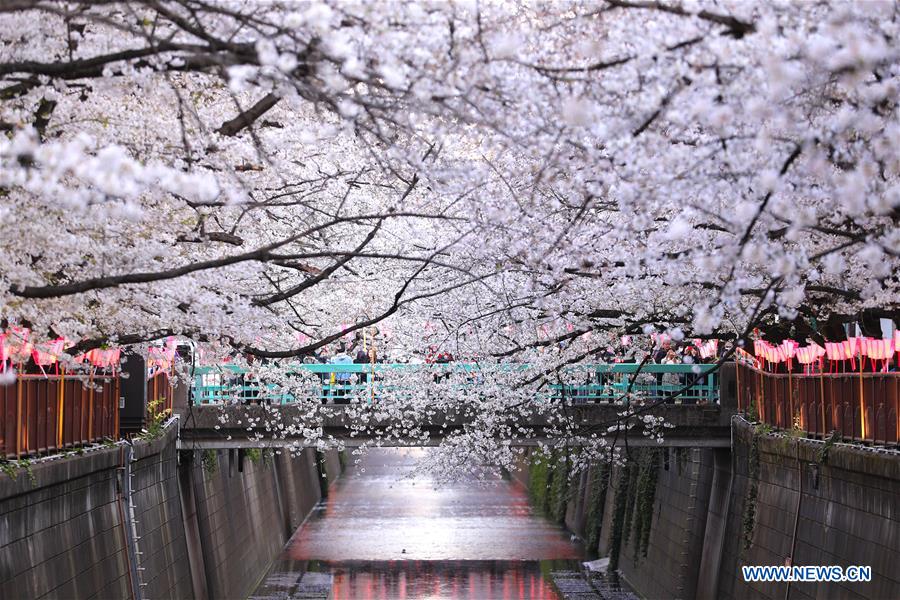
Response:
[735,362,900,445]
[1,372,119,459]
[191,363,720,405]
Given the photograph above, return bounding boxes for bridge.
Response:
[177,363,736,449]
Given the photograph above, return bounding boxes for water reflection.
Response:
[256,448,587,599]
[289,448,584,562]
[324,560,567,600]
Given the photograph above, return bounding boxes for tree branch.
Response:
[216,93,281,137]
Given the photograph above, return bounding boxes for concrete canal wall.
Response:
[718,418,900,600]
[517,418,900,600]
[0,422,341,599]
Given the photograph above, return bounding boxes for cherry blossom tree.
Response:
[1,1,898,471]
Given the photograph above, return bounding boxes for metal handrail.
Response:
[191,362,720,405]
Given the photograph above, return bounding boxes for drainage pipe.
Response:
[784,439,803,600]
[117,443,144,600]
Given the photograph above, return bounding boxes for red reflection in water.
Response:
[273,449,583,599]
[330,561,561,600]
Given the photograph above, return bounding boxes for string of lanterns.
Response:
[749,332,900,373]
[0,328,180,377]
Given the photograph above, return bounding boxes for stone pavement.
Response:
[249,570,332,599]
[551,568,642,600]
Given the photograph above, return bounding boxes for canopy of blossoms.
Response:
[1,1,898,471]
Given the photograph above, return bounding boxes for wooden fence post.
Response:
[15,365,23,458]
[788,370,794,429]
[858,360,866,440]
[819,372,826,439]
[759,370,765,422]
[88,370,95,442]
[57,370,65,449]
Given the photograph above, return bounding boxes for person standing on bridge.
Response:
[653,339,672,364]
[354,345,369,384]
[240,353,262,405]
[661,349,681,403]
[680,345,699,404]
[329,343,354,403]
[653,338,673,400]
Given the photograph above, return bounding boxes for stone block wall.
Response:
[719,419,900,600]
[0,446,129,599]
[522,423,900,600]
[613,448,715,600]
[187,447,324,600]
[512,444,716,598]
[273,449,323,533]
[0,426,193,600]
[132,432,195,599]
[0,425,340,600]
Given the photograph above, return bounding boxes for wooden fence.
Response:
[147,368,174,417]
[736,362,899,445]
[1,373,119,459]
[1,368,176,459]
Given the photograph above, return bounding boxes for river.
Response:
[252,448,589,599]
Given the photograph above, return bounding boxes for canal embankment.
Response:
[4,413,898,599]
[516,417,900,600]
[0,420,342,599]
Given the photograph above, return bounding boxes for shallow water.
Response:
[254,448,588,599]
[318,559,573,600]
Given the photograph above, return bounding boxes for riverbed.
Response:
[252,448,587,599]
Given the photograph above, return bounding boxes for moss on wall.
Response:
[527,448,573,524]
[201,448,218,475]
[549,451,570,524]
[528,449,552,514]
[609,460,635,571]
[602,449,664,569]
[741,429,761,552]
[622,459,640,549]
[524,447,664,564]
[585,461,610,550]
[632,449,660,561]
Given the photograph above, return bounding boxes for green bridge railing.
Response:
[191,363,719,405]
